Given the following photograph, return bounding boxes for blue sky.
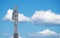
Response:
[0,0,60,38]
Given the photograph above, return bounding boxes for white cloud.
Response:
[18,14,30,22]
[31,10,60,24]
[3,9,13,21]
[28,29,59,36]
[3,9,30,22]
[3,9,60,24]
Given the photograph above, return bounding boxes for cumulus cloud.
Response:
[31,10,60,24]
[28,29,59,36]
[3,9,60,24]
[3,9,13,21]
[3,9,30,22]
[18,14,30,22]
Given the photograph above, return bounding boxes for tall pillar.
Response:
[12,5,18,38]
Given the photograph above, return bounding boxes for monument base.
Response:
[14,33,18,38]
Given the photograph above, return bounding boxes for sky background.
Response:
[0,0,60,38]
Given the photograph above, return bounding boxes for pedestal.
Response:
[14,33,18,38]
